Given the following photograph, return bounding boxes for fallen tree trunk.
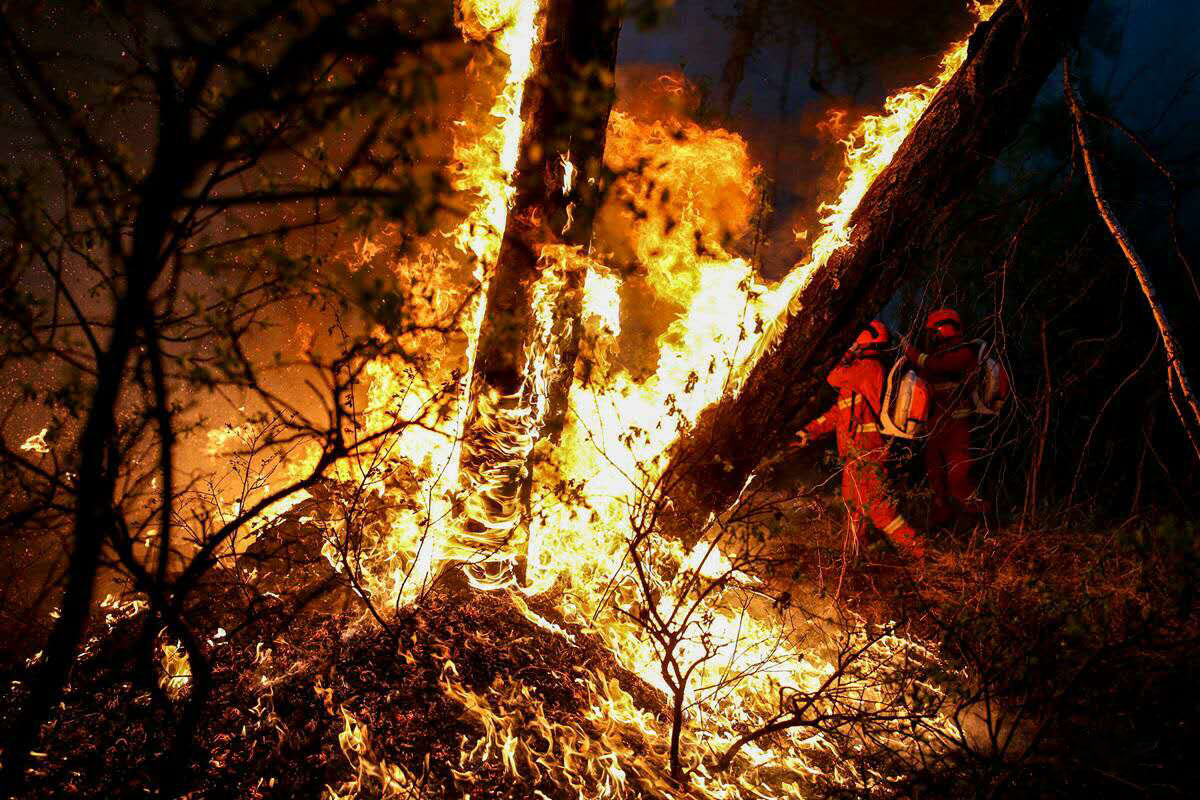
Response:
[662,0,1092,531]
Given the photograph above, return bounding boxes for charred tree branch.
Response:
[1063,58,1200,463]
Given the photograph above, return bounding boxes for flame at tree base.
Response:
[255,0,1004,795]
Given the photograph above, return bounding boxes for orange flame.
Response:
[274,0,1001,792]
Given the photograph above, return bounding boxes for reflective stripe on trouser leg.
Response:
[883,514,924,557]
[844,456,924,556]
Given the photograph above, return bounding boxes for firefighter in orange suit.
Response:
[904,308,988,526]
[791,321,925,559]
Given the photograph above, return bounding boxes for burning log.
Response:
[452,0,622,580]
[660,0,1092,531]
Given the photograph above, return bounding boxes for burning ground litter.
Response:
[4,585,670,799]
[0,562,928,799]
[279,2,1006,794]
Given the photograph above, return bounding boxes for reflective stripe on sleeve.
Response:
[856,423,879,434]
[883,515,909,535]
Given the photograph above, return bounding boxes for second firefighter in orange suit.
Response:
[905,308,988,526]
[791,321,925,559]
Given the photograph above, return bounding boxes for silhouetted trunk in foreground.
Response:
[662,0,1092,532]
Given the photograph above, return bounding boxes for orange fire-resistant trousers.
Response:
[908,338,988,527]
[842,443,924,558]
[803,358,925,559]
[925,414,986,525]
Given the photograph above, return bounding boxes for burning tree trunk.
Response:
[661,0,1092,531]
[534,0,624,443]
[454,0,621,579]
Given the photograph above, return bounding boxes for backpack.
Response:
[879,356,932,439]
[970,339,1011,416]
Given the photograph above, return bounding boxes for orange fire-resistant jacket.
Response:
[801,355,923,557]
[905,338,977,421]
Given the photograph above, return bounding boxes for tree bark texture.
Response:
[538,0,623,442]
[468,0,622,399]
[662,0,1093,530]
[456,0,622,554]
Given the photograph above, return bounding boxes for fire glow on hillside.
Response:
[190,1,1006,796]
[16,0,1200,795]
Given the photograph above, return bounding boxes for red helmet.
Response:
[854,320,890,351]
[926,308,962,341]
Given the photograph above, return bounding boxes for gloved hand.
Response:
[789,431,809,449]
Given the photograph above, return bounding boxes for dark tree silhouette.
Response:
[0,1,459,792]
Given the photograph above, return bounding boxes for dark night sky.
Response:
[618,0,1200,128]
[613,0,1200,275]
[6,0,1197,275]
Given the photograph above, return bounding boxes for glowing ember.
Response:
[20,428,50,454]
[159,640,192,701]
